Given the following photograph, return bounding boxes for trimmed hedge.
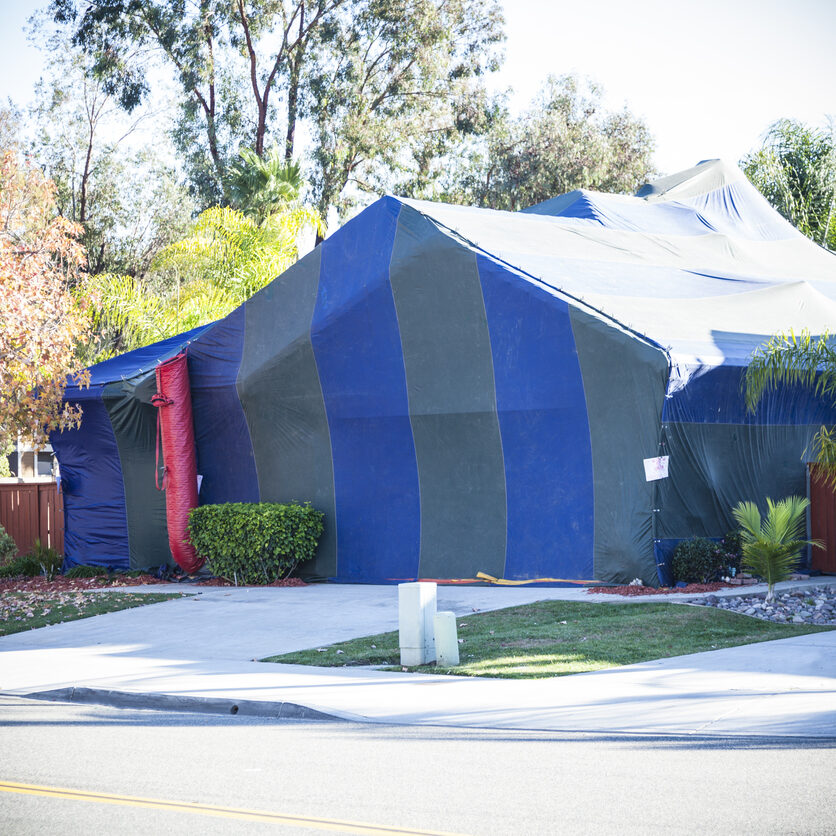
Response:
[671,537,728,584]
[188,502,324,585]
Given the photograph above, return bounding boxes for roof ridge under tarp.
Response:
[79,323,214,388]
[524,159,803,243]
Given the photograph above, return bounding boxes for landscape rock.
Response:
[693,584,836,626]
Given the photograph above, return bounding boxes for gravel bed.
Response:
[693,584,836,625]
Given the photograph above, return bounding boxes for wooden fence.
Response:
[0,483,64,557]
[808,465,836,573]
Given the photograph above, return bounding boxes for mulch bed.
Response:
[0,575,166,594]
[0,574,307,594]
[194,576,307,588]
[588,582,734,596]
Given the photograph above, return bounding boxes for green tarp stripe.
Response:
[390,206,507,580]
[656,422,817,539]
[403,202,671,360]
[236,248,338,579]
[569,307,668,585]
[102,374,171,570]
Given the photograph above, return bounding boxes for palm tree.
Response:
[731,496,821,602]
[227,146,306,225]
[85,203,324,361]
[744,330,836,479]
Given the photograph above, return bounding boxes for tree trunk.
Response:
[284,54,303,161]
[79,136,93,224]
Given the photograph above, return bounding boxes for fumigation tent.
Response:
[53,160,836,584]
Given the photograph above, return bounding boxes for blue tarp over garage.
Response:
[52,160,836,584]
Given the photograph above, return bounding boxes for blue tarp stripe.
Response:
[84,326,209,386]
[477,256,595,579]
[663,364,836,425]
[188,307,259,504]
[51,387,131,570]
[311,197,421,581]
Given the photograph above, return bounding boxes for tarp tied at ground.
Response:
[53,160,836,585]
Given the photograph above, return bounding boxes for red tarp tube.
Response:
[152,352,204,573]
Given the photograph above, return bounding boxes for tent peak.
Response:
[636,159,745,202]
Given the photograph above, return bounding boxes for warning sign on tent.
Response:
[643,456,669,481]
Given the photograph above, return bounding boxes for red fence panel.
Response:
[0,483,63,557]
[807,465,836,573]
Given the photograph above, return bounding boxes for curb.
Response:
[23,687,341,721]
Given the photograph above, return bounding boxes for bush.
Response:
[671,537,727,584]
[0,540,64,580]
[29,539,63,581]
[0,553,43,578]
[0,524,17,565]
[65,564,109,579]
[188,502,324,585]
[719,530,743,574]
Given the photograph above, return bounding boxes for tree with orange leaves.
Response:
[0,150,91,450]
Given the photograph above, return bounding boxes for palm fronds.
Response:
[227,147,306,225]
[744,329,836,412]
[82,149,325,363]
[731,496,821,601]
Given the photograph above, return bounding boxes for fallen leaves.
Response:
[0,583,180,636]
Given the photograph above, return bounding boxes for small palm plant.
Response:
[731,496,822,602]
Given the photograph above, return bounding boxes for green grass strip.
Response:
[263,600,833,679]
[0,591,182,637]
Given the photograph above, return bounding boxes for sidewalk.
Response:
[1,581,834,737]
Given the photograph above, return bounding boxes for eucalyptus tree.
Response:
[50,0,351,207]
[442,74,656,211]
[50,0,505,216]
[28,23,194,277]
[305,0,505,219]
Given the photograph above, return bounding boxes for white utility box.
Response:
[398,581,437,666]
[433,610,459,666]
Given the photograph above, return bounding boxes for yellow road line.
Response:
[0,781,466,835]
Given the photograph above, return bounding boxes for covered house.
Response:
[52,160,836,584]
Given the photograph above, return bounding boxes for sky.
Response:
[1,0,834,176]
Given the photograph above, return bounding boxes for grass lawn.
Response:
[0,590,182,637]
[263,600,834,679]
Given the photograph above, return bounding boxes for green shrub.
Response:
[65,564,109,579]
[0,540,64,580]
[188,502,324,585]
[719,530,742,574]
[671,537,727,584]
[0,553,43,578]
[0,524,17,565]
[28,539,63,581]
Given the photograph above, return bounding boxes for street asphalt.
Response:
[1,579,834,737]
[3,696,834,836]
